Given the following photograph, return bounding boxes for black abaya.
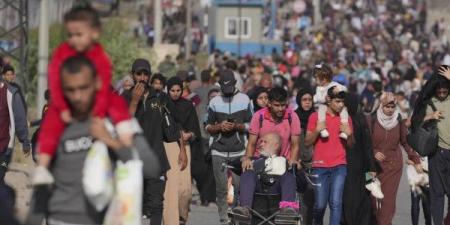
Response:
[342,94,378,225]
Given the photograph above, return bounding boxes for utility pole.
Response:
[313,0,321,26]
[237,0,241,57]
[37,0,49,112]
[185,0,192,59]
[154,0,162,45]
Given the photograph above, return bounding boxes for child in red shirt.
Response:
[34,5,132,184]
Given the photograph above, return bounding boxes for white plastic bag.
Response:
[82,141,114,211]
[103,159,143,225]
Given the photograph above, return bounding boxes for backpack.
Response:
[258,112,292,129]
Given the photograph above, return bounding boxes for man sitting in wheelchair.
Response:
[233,132,299,220]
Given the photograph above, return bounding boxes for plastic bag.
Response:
[82,141,114,211]
[103,159,143,225]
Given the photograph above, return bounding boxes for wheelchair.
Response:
[228,168,302,225]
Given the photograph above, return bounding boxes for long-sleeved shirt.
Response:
[370,117,420,164]
[0,81,29,152]
[206,92,252,153]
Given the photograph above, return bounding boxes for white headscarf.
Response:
[377,107,400,130]
[376,92,400,130]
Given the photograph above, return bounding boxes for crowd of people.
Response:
[1,1,450,225]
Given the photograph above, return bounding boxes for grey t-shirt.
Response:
[48,119,104,225]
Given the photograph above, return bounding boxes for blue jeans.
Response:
[311,165,347,225]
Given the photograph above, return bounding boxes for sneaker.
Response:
[339,132,348,140]
[32,166,54,185]
[365,178,384,199]
[320,129,329,138]
[232,206,251,219]
[279,207,298,215]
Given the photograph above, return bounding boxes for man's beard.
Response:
[260,149,272,157]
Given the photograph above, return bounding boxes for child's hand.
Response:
[61,110,73,123]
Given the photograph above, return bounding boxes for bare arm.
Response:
[244,134,258,158]
[305,130,319,147]
[290,135,300,161]
[242,134,258,171]
[346,134,355,148]
[399,122,420,164]
[129,100,139,115]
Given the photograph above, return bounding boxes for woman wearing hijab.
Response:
[249,86,269,113]
[294,89,315,225]
[163,77,201,225]
[370,92,422,225]
[341,93,378,225]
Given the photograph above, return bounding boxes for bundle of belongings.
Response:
[407,157,429,194]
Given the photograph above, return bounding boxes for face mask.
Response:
[221,85,235,97]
